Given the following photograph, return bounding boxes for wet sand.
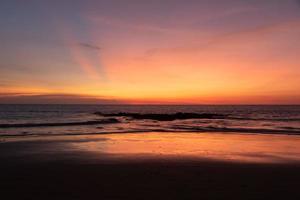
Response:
[1,132,300,199]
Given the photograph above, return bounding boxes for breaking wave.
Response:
[1,105,300,137]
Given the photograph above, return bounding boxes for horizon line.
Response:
[1,103,299,106]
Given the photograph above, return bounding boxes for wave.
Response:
[228,117,300,122]
[1,126,299,138]
[169,125,300,135]
[94,112,300,122]
[1,112,299,137]
[94,112,227,121]
[0,128,300,138]
[0,118,119,128]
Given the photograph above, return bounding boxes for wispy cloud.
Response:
[0,93,123,104]
[144,19,300,56]
[88,15,181,34]
[79,42,101,51]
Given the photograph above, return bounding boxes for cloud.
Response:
[0,82,10,87]
[79,43,101,51]
[88,15,177,34]
[0,93,123,104]
[144,19,300,56]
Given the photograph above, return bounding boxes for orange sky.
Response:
[1,0,300,104]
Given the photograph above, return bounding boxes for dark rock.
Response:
[94,112,226,121]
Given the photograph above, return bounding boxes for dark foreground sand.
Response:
[1,132,300,200]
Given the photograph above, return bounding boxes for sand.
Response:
[1,132,300,200]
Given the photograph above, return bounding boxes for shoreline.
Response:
[1,131,300,199]
[1,127,300,140]
[2,131,300,162]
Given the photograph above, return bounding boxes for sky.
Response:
[0,0,300,104]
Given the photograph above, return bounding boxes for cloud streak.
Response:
[144,19,300,56]
[0,93,123,104]
[79,42,101,51]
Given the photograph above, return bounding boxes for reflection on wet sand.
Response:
[2,132,300,200]
[68,132,300,163]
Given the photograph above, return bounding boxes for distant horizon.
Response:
[1,92,300,105]
[1,103,300,106]
[1,105,299,106]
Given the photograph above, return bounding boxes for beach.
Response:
[1,132,300,200]
[2,0,300,198]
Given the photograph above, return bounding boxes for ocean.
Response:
[0,104,300,137]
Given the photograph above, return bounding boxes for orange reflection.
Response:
[70,132,300,163]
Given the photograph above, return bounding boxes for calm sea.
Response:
[0,105,300,136]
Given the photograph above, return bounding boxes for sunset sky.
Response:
[1,0,300,104]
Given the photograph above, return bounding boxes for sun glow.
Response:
[1,1,300,104]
